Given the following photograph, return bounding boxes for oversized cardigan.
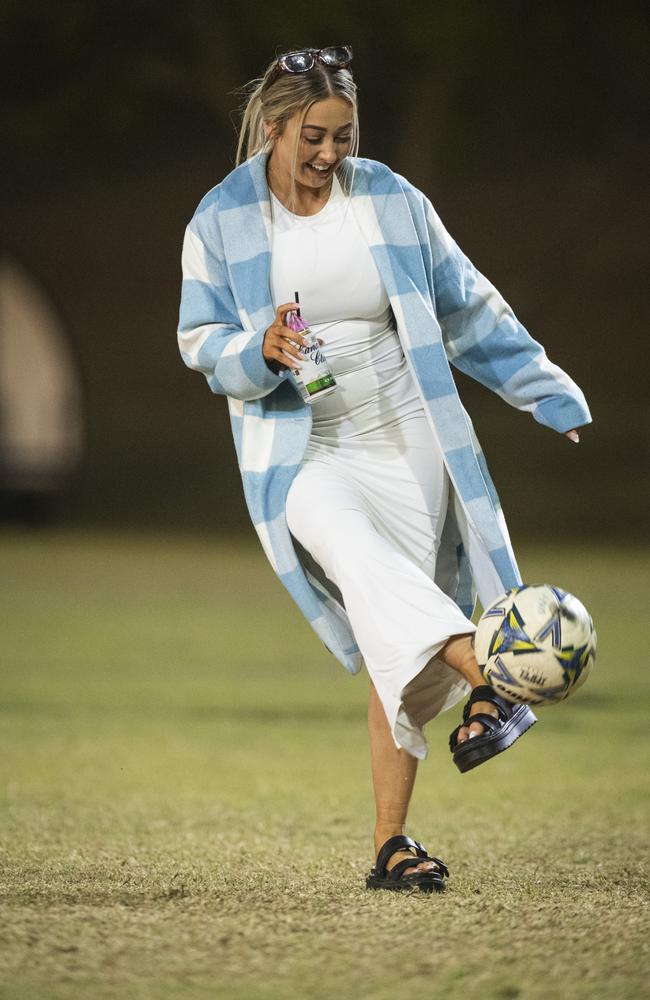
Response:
[178,151,591,675]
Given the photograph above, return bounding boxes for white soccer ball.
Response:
[475,584,596,706]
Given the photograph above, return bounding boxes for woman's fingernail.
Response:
[567,430,579,443]
[469,731,478,739]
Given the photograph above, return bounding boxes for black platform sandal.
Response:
[450,684,537,773]
[366,835,449,893]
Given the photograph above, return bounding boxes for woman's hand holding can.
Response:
[263,303,307,370]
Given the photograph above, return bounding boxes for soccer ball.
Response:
[475,584,596,706]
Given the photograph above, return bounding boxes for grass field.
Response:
[1,529,648,1000]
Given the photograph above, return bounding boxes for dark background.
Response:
[2,0,647,539]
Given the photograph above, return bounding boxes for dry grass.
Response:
[1,530,648,999]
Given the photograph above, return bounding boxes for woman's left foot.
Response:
[453,696,500,743]
[449,684,537,773]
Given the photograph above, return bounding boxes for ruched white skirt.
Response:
[285,410,475,759]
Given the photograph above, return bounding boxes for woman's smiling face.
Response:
[267,96,354,197]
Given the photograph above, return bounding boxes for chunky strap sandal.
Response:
[366,835,449,893]
[449,684,537,773]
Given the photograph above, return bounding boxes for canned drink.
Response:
[285,310,337,404]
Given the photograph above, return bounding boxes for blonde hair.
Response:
[234,52,359,199]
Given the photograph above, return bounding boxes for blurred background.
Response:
[1,0,647,539]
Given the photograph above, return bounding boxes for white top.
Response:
[269,175,423,442]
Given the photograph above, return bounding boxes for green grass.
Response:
[1,530,648,1000]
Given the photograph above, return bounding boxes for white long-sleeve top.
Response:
[269,175,424,442]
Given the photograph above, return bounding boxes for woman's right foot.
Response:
[374,829,442,877]
[367,834,449,891]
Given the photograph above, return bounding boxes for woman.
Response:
[178,46,591,893]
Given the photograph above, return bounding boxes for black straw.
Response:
[294,291,301,317]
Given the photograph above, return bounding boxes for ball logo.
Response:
[519,667,547,687]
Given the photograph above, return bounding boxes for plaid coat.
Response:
[178,152,591,675]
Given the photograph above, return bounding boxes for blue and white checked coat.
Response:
[178,152,591,675]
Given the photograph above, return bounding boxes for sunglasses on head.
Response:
[266,45,353,89]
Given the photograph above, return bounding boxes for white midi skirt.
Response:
[285,410,475,759]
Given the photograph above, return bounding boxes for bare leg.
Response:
[438,633,498,741]
[368,682,437,876]
[368,634,499,875]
